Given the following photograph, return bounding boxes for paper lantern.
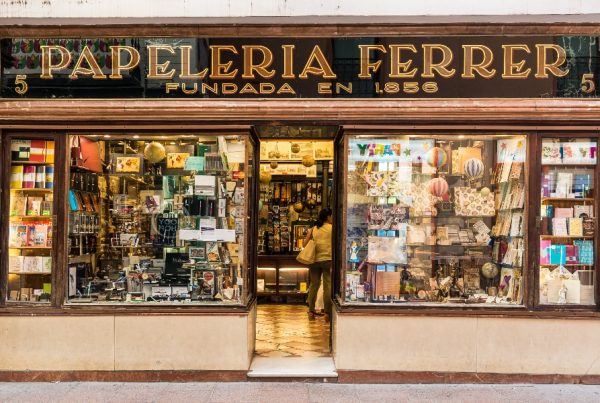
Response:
[291,143,301,154]
[302,155,315,167]
[480,187,491,197]
[424,147,447,168]
[428,177,448,197]
[143,141,166,164]
[269,161,278,169]
[259,172,272,184]
[464,158,484,179]
[481,262,499,279]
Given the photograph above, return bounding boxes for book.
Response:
[33,224,48,246]
[554,207,573,218]
[568,218,583,236]
[206,242,220,262]
[574,240,594,265]
[555,172,572,197]
[9,195,27,216]
[9,256,24,272]
[540,240,552,265]
[11,140,31,161]
[551,217,568,236]
[574,205,593,219]
[29,140,46,163]
[10,165,24,189]
[9,224,28,247]
[23,256,43,272]
[549,245,567,265]
[22,165,36,188]
[26,197,42,216]
[35,165,45,188]
[45,141,55,163]
[42,256,52,273]
[44,166,54,189]
[582,218,595,236]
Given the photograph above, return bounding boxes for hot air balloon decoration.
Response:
[463,158,484,180]
[424,146,447,169]
[428,177,448,197]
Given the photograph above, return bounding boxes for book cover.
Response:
[554,207,573,218]
[26,197,42,216]
[68,190,79,211]
[549,245,567,265]
[45,141,55,163]
[29,140,46,163]
[10,165,24,189]
[22,165,36,188]
[540,239,552,265]
[568,218,583,237]
[9,195,27,216]
[555,172,573,197]
[44,166,54,189]
[23,256,43,272]
[551,217,568,236]
[33,224,48,246]
[42,256,52,273]
[35,165,45,188]
[10,140,31,161]
[9,224,27,247]
[574,240,594,265]
[206,242,220,262]
[574,205,593,219]
[9,256,24,273]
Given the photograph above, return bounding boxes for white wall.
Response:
[1,0,600,19]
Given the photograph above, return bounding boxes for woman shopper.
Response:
[303,208,333,321]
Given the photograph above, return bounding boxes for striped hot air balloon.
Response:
[463,158,484,179]
[424,146,447,168]
[428,177,448,197]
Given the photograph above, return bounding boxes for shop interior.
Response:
[254,126,337,359]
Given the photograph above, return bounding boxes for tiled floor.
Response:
[255,304,330,358]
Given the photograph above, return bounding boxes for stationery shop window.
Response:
[343,134,527,306]
[66,134,250,305]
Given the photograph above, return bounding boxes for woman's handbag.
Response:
[296,239,316,265]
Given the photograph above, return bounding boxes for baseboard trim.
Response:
[336,370,600,384]
[0,370,247,382]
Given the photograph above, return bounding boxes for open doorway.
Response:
[253,126,338,362]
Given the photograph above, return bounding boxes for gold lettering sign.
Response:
[179,45,208,79]
[40,45,71,79]
[69,46,106,79]
[110,46,141,79]
[502,44,531,79]
[209,45,239,79]
[535,44,569,78]
[358,44,386,79]
[389,45,417,79]
[422,44,455,78]
[147,45,176,79]
[299,45,336,79]
[242,45,275,79]
[462,45,496,79]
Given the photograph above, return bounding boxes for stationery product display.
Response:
[344,134,526,305]
[7,139,55,302]
[66,135,249,305]
[539,138,597,305]
[257,140,333,300]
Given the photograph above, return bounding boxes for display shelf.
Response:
[10,161,53,166]
[9,215,52,219]
[542,163,597,167]
[541,197,594,202]
[539,264,594,267]
[9,246,52,249]
[10,188,53,193]
[540,235,594,240]
[8,272,52,275]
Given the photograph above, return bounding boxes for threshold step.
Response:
[248,356,338,378]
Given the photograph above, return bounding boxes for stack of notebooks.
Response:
[10,140,55,190]
[540,239,594,265]
[8,221,52,248]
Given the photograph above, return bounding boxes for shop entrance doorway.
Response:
[249,126,339,378]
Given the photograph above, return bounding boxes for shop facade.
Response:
[1,23,600,382]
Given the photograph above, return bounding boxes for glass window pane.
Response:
[66,134,247,305]
[8,138,55,303]
[343,134,527,306]
[539,138,596,305]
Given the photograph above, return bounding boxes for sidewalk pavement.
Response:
[1,382,600,403]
